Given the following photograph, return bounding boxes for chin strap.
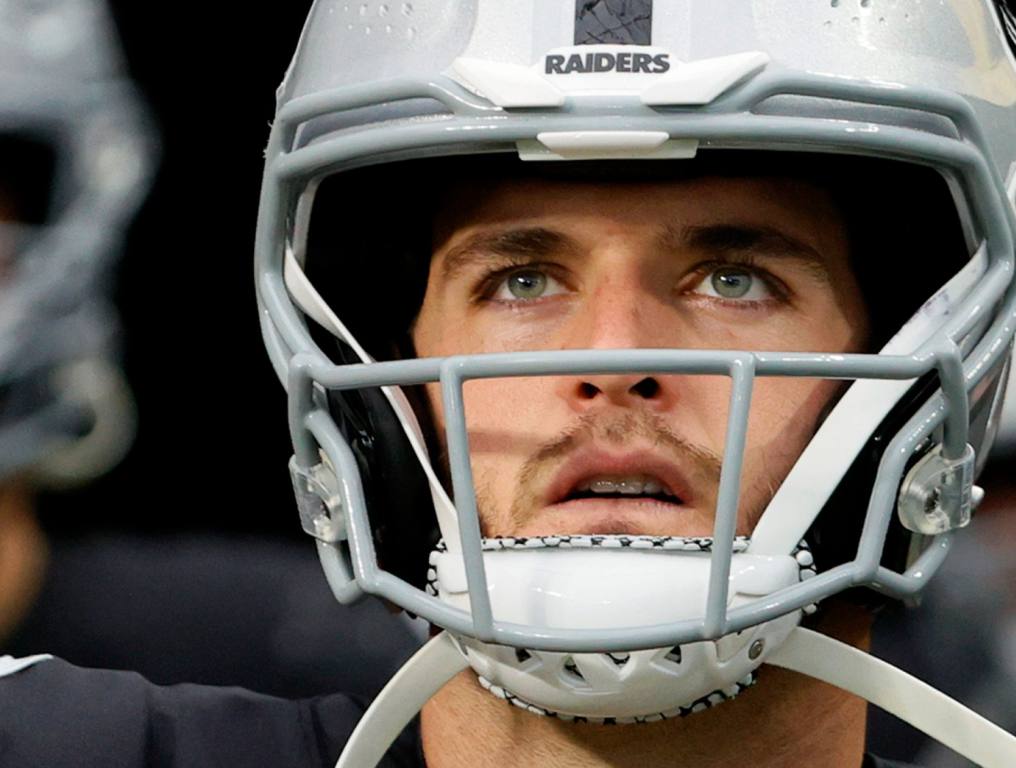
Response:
[335,627,1016,768]
[335,631,469,768]
[768,627,1016,768]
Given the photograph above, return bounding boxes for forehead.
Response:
[434,174,848,251]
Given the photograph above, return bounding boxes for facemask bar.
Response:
[286,278,1009,653]
[259,67,1015,370]
[257,68,1016,653]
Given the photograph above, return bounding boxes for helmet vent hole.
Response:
[562,658,589,687]
[664,646,683,665]
[515,648,532,664]
[606,652,631,667]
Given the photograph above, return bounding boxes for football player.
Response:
[2,2,1015,767]
[256,1,1016,766]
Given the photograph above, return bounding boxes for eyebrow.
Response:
[665,223,833,284]
[439,226,582,281]
[437,221,835,284]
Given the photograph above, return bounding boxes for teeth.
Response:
[576,476,673,497]
[643,479,663,495]
[592,479,639,494]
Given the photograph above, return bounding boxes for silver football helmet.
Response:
[255,1,1016,765]
[0,0,155,484]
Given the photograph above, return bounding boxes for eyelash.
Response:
[682,259,791,308]
[473,260,568,305]
[472,257,791,308]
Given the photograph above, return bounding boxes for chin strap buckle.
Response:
[289,456,345,543]
[897,443,981,535]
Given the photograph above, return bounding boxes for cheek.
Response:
[739,378,843,522]
[460,378,563,460]
[460,378,566,527]
[749,379,840,460]
[420,379,544,531]
[670,375,734,452]
[423,382,445,435]
[414,295,557,359]
[792,287,869,354]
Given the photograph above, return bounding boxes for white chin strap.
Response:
[767,629,1016,767]
[335,633,469,768]
[335,627,1016,768]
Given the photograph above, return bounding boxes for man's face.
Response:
[411,174,869,538]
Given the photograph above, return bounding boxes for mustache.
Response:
[505,411,723,533]
[523,411,722,478]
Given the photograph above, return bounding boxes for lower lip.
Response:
[551,497,684,512]
[535,497,693,535]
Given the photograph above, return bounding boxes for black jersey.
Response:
[0,655,423,768]
[0,656,920,768]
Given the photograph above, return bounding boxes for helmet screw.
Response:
[748,640,765,660]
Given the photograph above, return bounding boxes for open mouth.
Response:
[561,474,684,506]
[522,450,706,537]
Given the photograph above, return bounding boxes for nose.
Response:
[554,270,681,413]
[568,371,670,408]
[560,373,675,414]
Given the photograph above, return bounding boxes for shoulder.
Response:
[0,655,419,768]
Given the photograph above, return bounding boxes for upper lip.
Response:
[544,447,695,507]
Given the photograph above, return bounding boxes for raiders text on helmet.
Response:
[544,50,671,74]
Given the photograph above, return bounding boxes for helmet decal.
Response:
[574,0,654,46]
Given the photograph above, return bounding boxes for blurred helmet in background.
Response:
[0,0,156,485]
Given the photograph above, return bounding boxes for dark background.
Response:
[36,4,315,537]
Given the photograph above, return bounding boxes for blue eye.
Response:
[493,269,565,301]
[712,268,752,298]
[693,267,774,301]
[508,270,547,299]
